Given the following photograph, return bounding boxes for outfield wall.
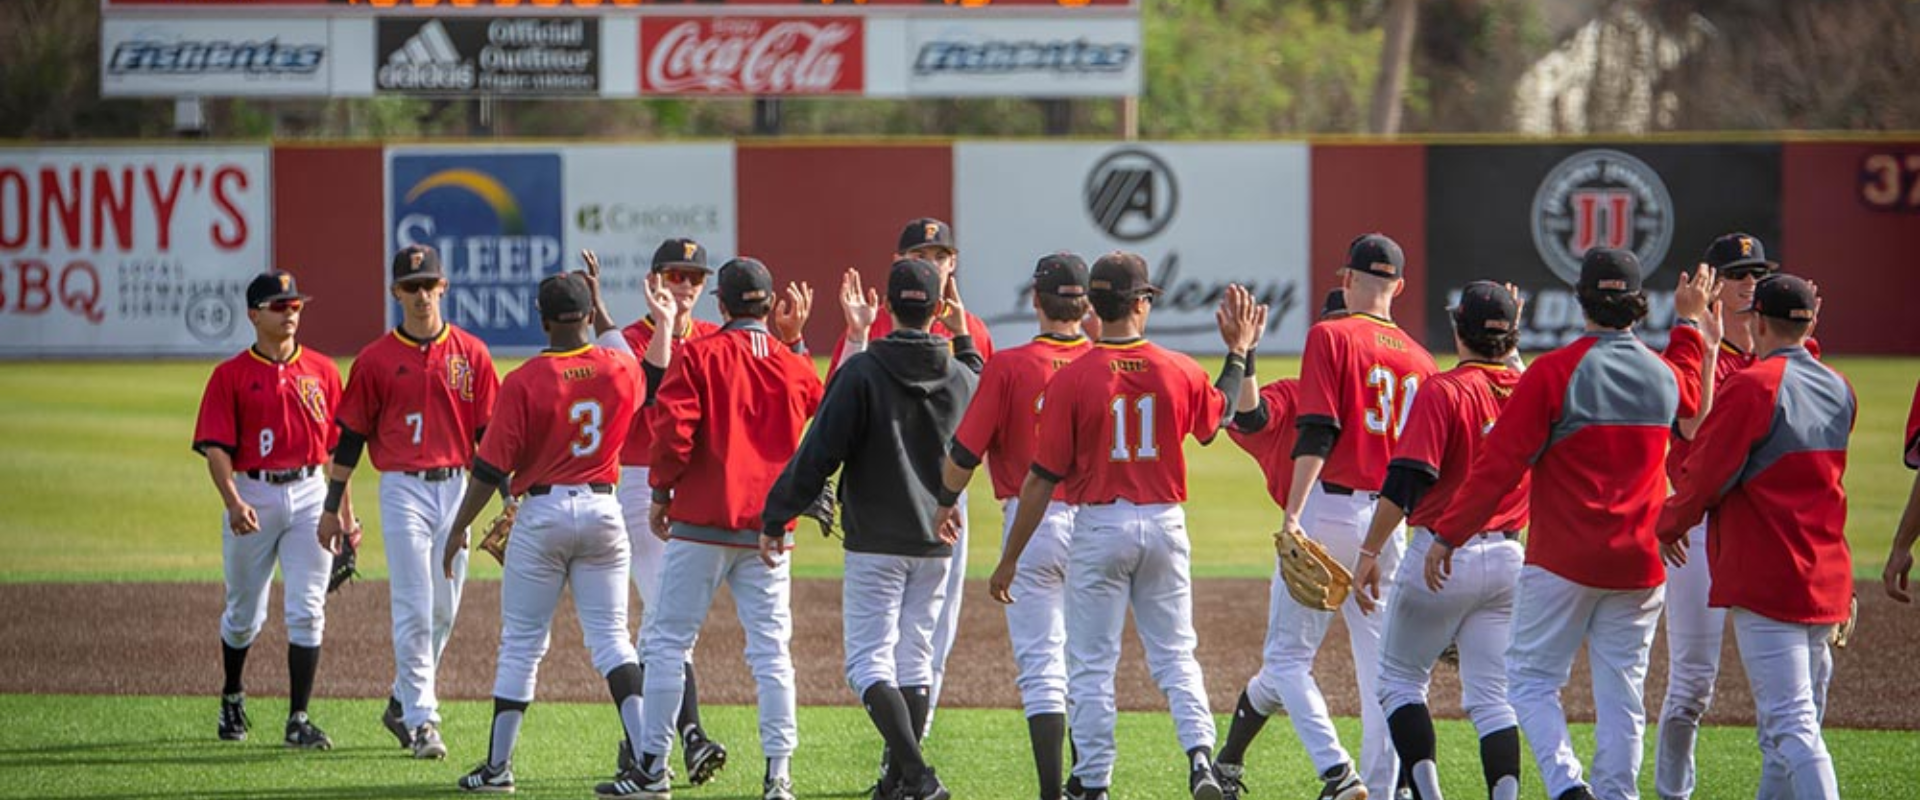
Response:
[3,138,1916,357]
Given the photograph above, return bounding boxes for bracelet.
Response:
[1358,546,1380,559]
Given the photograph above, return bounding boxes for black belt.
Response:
[527,483,614,496]
[1435,529,1520,542]
[1321,481,1379,499]
[245,466,319,484]
[405,467,463,482]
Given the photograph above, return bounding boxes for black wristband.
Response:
[322,479,346,514]
[652,487,672,504]
[1244,347,1257,379]
[935,484,961,508]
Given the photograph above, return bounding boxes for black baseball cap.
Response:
[1451,281,1520,333]
[1703,232,1777,275]
[714,257,774,307]
[391,244,445,284]
[898,218,957,255]
[888,258,942,311]
[1321,288,1348,319]
[537,272,592,322]
[1033,252,1089,298]
[1750,273,1817,321]
[1578,247,1644,295]
[651,238,711,273]
[246,270,309,308]
[1089,251,1159,298]
[1344,233,1406,280]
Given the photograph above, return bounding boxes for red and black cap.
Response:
[391,244,445,284]
[1578,247,1643,295]
[1703,232,1777,277]
[1089,251,1159,299]
[538,272,592,322]
[1344,233,1406,279]
[651,238,711,273]
[888,258,942,311]
[1321,288,1348,319]
[1451,281,1520,332]
[246,270,309,308]
[714,257,774,307]
[1033,252,1089,298]
[898,218,957,255]
[1750,273,1817,321]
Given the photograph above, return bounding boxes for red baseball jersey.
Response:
[193,346,343,472]
[1031,340,1226,506]
[1295,313,1438,492]
[477,345,640,497]
[829,310,996,376]
[335,326,498,472]
[951,334,1092,500]
[1228,378,1302,506]
[1665,340,1755,484]
[618,316,720,467]
[1394,362,1529,536]
[1906,379,1920,470]
[650,324,825,533]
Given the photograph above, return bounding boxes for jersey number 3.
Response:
[1364,367,1419,439]
[569,400,603,457]
[1108,394,1161,461]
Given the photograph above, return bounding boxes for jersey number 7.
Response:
[1364,367,1419,439]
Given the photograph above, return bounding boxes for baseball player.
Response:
[1349,282,1528,800]
[1656,274,1852,800]
[937,253,1094,800]
[442,273,651,798]
[613,239,729,784]
[1885,378,1920,603]
[763,258,983,800]
[1429,248,1709,800]
[622,258,821,800]
[321,245,497,760]
[989,253,1263,800]
[1225,289,1347,513]
[1218,233,1436,800]
[192,269,347,749]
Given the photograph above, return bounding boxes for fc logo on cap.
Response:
[1086,148,1178,243]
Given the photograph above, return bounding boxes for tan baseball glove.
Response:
[1829,592,1857,650]
[478,503,517,566]
[1275,526,1353,612]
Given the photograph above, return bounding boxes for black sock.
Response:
[1028,713,1066,800]
[489,698,529,769]
[607,662,645,761]
[862,684,925,779]
[287,644,319,716]
[221,641,248,696]
[902,684,932,742]
[1480,725,1522,794]
[678,662,705,742]
[1217,691,1268,765]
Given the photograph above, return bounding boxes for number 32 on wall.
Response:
[1860,152,1920,212]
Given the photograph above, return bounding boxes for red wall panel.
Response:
[735,143,954,353]
[1310,144,1428,347]
[271,145,385,357]
[1782,142,1920,355]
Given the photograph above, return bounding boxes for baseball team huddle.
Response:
[189,215,1920,800]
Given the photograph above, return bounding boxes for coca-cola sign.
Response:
[640,17,864,95]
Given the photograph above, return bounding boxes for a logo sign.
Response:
[1530,149,1674,285]
[1085,148,1177,242]
[640,17,863,95]
[389,152,564,347]
[900,18,1140,98]
[377,18,597,96]
[101,18,332,97]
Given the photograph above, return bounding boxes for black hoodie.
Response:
[763,328,980,556]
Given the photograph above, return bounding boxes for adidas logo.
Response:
[377,20,474,91]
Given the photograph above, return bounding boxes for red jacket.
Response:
[1658,346,1855,625]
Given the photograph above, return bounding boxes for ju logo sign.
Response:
[389,151,563,348]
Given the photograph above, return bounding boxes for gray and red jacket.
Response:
[1657,346,1855,624]
[1433,326,1703,589]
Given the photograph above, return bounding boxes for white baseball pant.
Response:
[1245,483,1402,798]
[491,486,636,702]
[1067,501,1214,788]
[844,551,950,696]
[617,467,670,641]
[1655,522,1723,800]
[222,473,328,649]
[1507,565,1664,800]
[1731,608,1838,800]
[380,471,469,729]
[1378,530,1522,737]
[1001,498,1075,717]
[928,494,968,718]
[639,536,796,761]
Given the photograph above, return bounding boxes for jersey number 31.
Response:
[1364,367,1419,439]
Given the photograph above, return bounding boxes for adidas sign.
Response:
[378,20,474,91]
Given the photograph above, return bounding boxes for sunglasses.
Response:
[262,299,304,313]
[1722,267,1770,280]
[395,281,441,294]
[660,269,707,286]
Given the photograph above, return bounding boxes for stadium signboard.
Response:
[376,17,598,96]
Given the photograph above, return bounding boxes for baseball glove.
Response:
[477,503,517,566]
[800,479,839,539]
[1829,592,1858,650]
[1274,526,1353,612]
[326,530,360,594]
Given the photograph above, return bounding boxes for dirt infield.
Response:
[4,578,1914,729]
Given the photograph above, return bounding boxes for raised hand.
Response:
[1674,263,1716,323]
[771,281,814,344]
[643,271,676,327]
[937,276,969,336]
[841,269,878,342]
[1216,284,1261,353]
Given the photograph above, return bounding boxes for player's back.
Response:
[1403,363,1527,531]
[955,335,1091,500]
[487,345,639,497]
[1038,340,1222,506]
[1296,313,1437,492]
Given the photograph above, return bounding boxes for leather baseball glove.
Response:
[326,525,362,594]
[800,479,839,539]
[478,503,517,565]
[1829,592,1858,650]
[1275,525,1353,612]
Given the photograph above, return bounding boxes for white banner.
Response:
[563,144,738,325]
[883,17,1140,98]
[0,148,273,356]
[955,143,1310,353]
[101,17,335,97]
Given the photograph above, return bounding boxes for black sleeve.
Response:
[1230,398,1270,433]
[949,440,983,471]
[473,425,487,446]
[1380,460,1440,517]
[332,425,367,469]
[951,335,985,374]
[642,361,667,406]
[1292,416,1339,459]
[471,457,509,488]
[1030,462,1065,485]
[192,440,236,457]
[1211,352,1248,430]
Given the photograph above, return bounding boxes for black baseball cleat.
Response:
[1065,775,1110,800]
[595,765,671,800]
[457,761,516,793]
[1190,759,1225,800]
[382,696,413,748]
[1214,762,1247,800]
[1554,787,1597,800]
[1316,762,1365,800]
[683,730,728,787]
[217,693,250,741]
[891,767,951,800]
[284,713,333,750]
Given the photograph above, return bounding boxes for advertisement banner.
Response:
[388,149,564,349]
[1779,142,1920,354]
[898,17,1140,98]
[639,16,864,96]
[564,144,737,325]
[955,143,1311,353]
[1425,144,1780,350]
[0,148,272,356]
[101,17,332,97]
[376,17,597,96]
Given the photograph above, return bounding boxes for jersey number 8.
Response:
[1364,366,1419,439]
[569,400,604,457]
